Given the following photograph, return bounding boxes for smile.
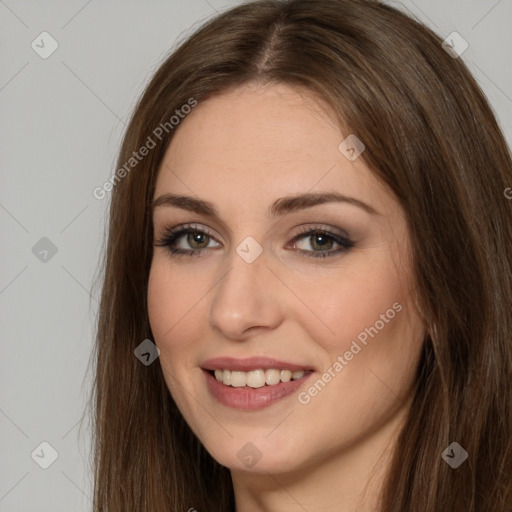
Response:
[212,368,312,388]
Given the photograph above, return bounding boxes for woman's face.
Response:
[148,82,425,474]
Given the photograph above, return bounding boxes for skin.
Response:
[147,82,425,512]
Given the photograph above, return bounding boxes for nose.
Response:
[208,247,284,340]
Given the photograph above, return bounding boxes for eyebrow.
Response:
[151,191,378,217]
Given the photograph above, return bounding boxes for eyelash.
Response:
[154,223,354,259]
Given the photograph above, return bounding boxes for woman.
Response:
[91,0,512,510]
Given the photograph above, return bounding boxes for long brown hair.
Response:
[89,1,512,510]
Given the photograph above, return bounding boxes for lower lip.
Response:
[203,369,313,410]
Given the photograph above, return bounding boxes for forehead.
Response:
[154,83,389,215]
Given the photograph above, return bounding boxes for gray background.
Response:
[1,0,511,510]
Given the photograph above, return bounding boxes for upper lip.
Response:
[201,356,314,372]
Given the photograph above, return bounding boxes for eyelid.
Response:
[156,222,348,242]
[291,223,351,239]
[157,223,220,241]
[154,222,354,258]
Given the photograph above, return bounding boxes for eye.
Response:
[154,223,354,259]
[154,224,220,257]
[288,226,354,259]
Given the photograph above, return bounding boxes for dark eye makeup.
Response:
[154,223,354,259]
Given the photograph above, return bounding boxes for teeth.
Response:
[280,370,292,382]
[265,369,281,385]
[231,371,247,387]
[212,368,310,387]
[247,369,266,388]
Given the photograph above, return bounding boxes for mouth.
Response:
[200,356,315,410]
[206,368,313,388]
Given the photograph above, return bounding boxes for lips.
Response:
[200,356,315,410]
[201,356,314,373]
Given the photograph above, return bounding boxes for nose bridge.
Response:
[208,244,282,339]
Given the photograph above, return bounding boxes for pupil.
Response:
[312,234,332,250]
[189,232,208,248]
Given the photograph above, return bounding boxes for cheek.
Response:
[147,263,175,344]
[147,258,207,351]
[288,252,423,413]
[147,260,207,413]
[289,256,410,354]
